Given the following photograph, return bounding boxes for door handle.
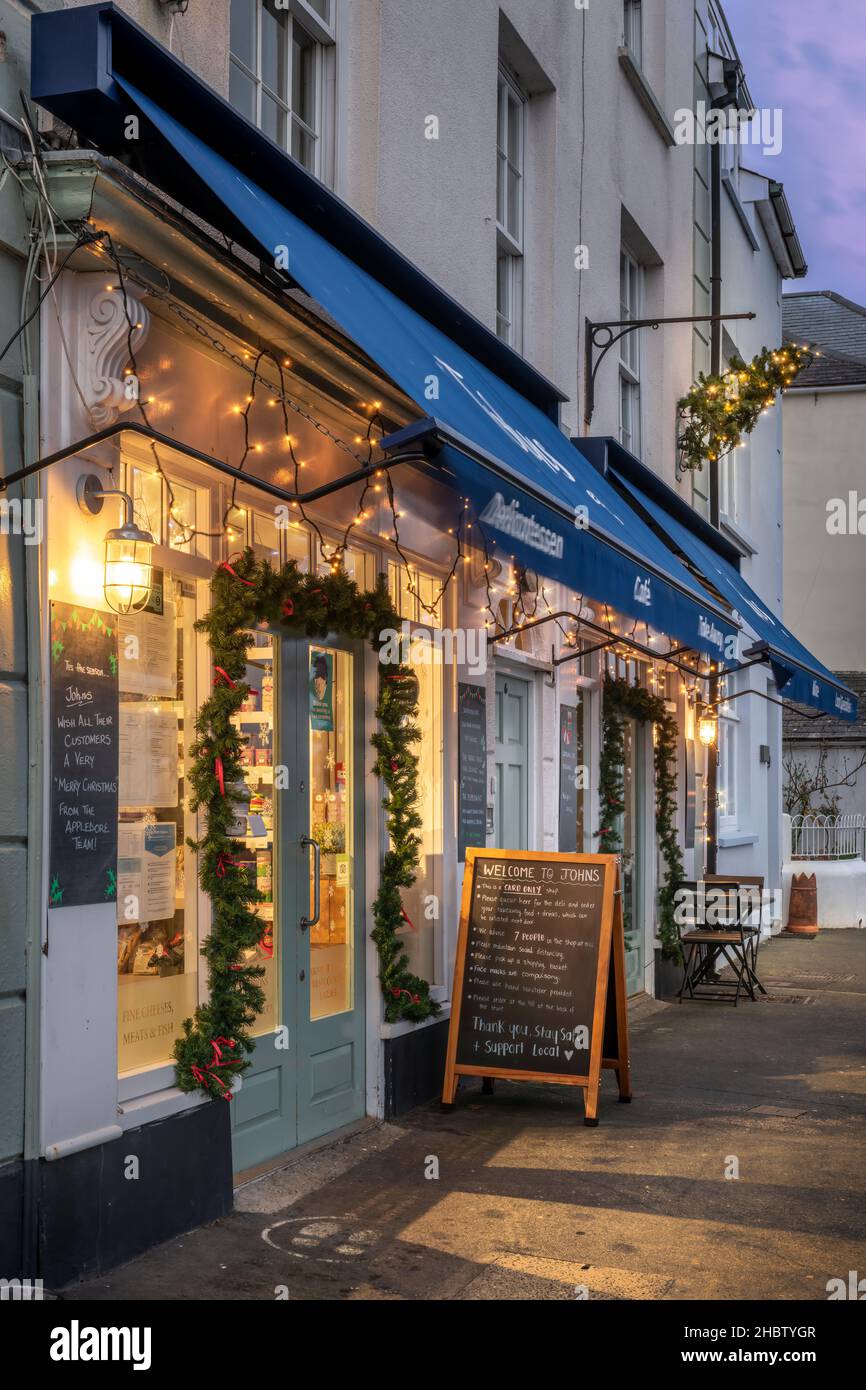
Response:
[300,835,321,932]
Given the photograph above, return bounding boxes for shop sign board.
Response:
[442,850,631,1125]
[457,682,487,861]
[48,602,119,909]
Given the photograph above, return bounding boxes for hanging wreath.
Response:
[676,342,813,473]
[597,675,684,962]
[174,550,437,1100]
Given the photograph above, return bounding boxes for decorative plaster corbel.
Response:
[84,285,151,427]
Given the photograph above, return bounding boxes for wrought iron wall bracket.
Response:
[583,311,756,430]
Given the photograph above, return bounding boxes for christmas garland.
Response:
[597,675,684,962]
[174,549,437,1101]
[677,342,813,473]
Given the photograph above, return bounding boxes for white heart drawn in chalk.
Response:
[564,1050,574,1061]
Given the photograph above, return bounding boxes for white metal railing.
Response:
[789,813,866,860]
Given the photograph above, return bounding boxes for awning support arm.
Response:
[706,686,829,721]
[0,419,428,507]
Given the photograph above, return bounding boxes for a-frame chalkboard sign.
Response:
[442,850,631,1125]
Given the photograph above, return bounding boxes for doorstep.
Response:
[233,1115,380,1192]
[627,991,673,1026]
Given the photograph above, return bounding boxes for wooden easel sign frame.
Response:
[442,850,631,1126]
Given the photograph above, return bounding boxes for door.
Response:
[619,718,647,996]
[231,635,365,1173]
[495,672,529,849]
[297,641,366,1145]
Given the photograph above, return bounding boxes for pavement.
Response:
[58,929,866,1301]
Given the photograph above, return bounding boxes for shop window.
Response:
[619,247,643,457]
[397,634,444,985]
[496,67,525,349]
[232,633,280,1033]
[116,575,209,1077]
[318,541,375,590]
[130,464,210,560]
[308,645,355,1018]
[249,507,281,564]
[229,0,335,182]
[388,560,444,629]
[131,466,163,546]
[167,480,197,554]
[284,522,311,570]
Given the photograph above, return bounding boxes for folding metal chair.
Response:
[674,880,758,1005]
[703,873,766,993]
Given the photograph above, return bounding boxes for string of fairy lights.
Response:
[82,232,734,701]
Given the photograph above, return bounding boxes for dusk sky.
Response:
[724,0,866,306]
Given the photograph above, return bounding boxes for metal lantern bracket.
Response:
[583,311,756,429]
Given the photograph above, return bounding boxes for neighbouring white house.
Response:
[782,291,866,821]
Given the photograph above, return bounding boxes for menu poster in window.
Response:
[117,596,177,697]
[309,650,334,731]
[558,704,579,852]
[119,705,179,809]
[48,602,119,909]
[442,850,631,1125]
[117,820,177,924]
[458,682,487,861]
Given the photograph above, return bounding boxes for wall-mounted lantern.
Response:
[77,473,155,614]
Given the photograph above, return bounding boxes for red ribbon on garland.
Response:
[219,555,256,587]
[190,1037,244,1100]
[400,908,418,933]
[214,666,237,688]
[216,852,243,877]
[215,755,225,796]
[281,597,295,618]
[391,986,421,1006]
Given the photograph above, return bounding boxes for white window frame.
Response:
[229,0,336,180]
[717,678,740,832]
[623,0,643,66]
[719,354,751,532]
[496,66,525,350]
[619,246,643,456]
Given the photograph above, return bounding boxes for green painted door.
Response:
[495,673,529,849]
[296,640,366,1145]
[231,636,365,1173]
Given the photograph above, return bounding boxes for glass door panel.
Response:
[233,633,279,1034]
[308,646,353,1020]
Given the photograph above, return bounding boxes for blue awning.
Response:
[612,472,858,721]
[30,6,740,658]
[105,79,742,658]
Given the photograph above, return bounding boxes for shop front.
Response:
[24,2,857,1282]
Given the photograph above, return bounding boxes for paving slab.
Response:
[57,930,866,1302]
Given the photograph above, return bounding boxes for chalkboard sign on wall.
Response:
[48,602,119,909]
[442,850,631,1125]
[457,682,487,861]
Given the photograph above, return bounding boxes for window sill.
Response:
[719,512,758,557]
[117,1084,208,1131]
[380,1004,450,1041]
[617,47,676,147]
[718,831,759,848]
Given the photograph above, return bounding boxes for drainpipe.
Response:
[705,135,723,874]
